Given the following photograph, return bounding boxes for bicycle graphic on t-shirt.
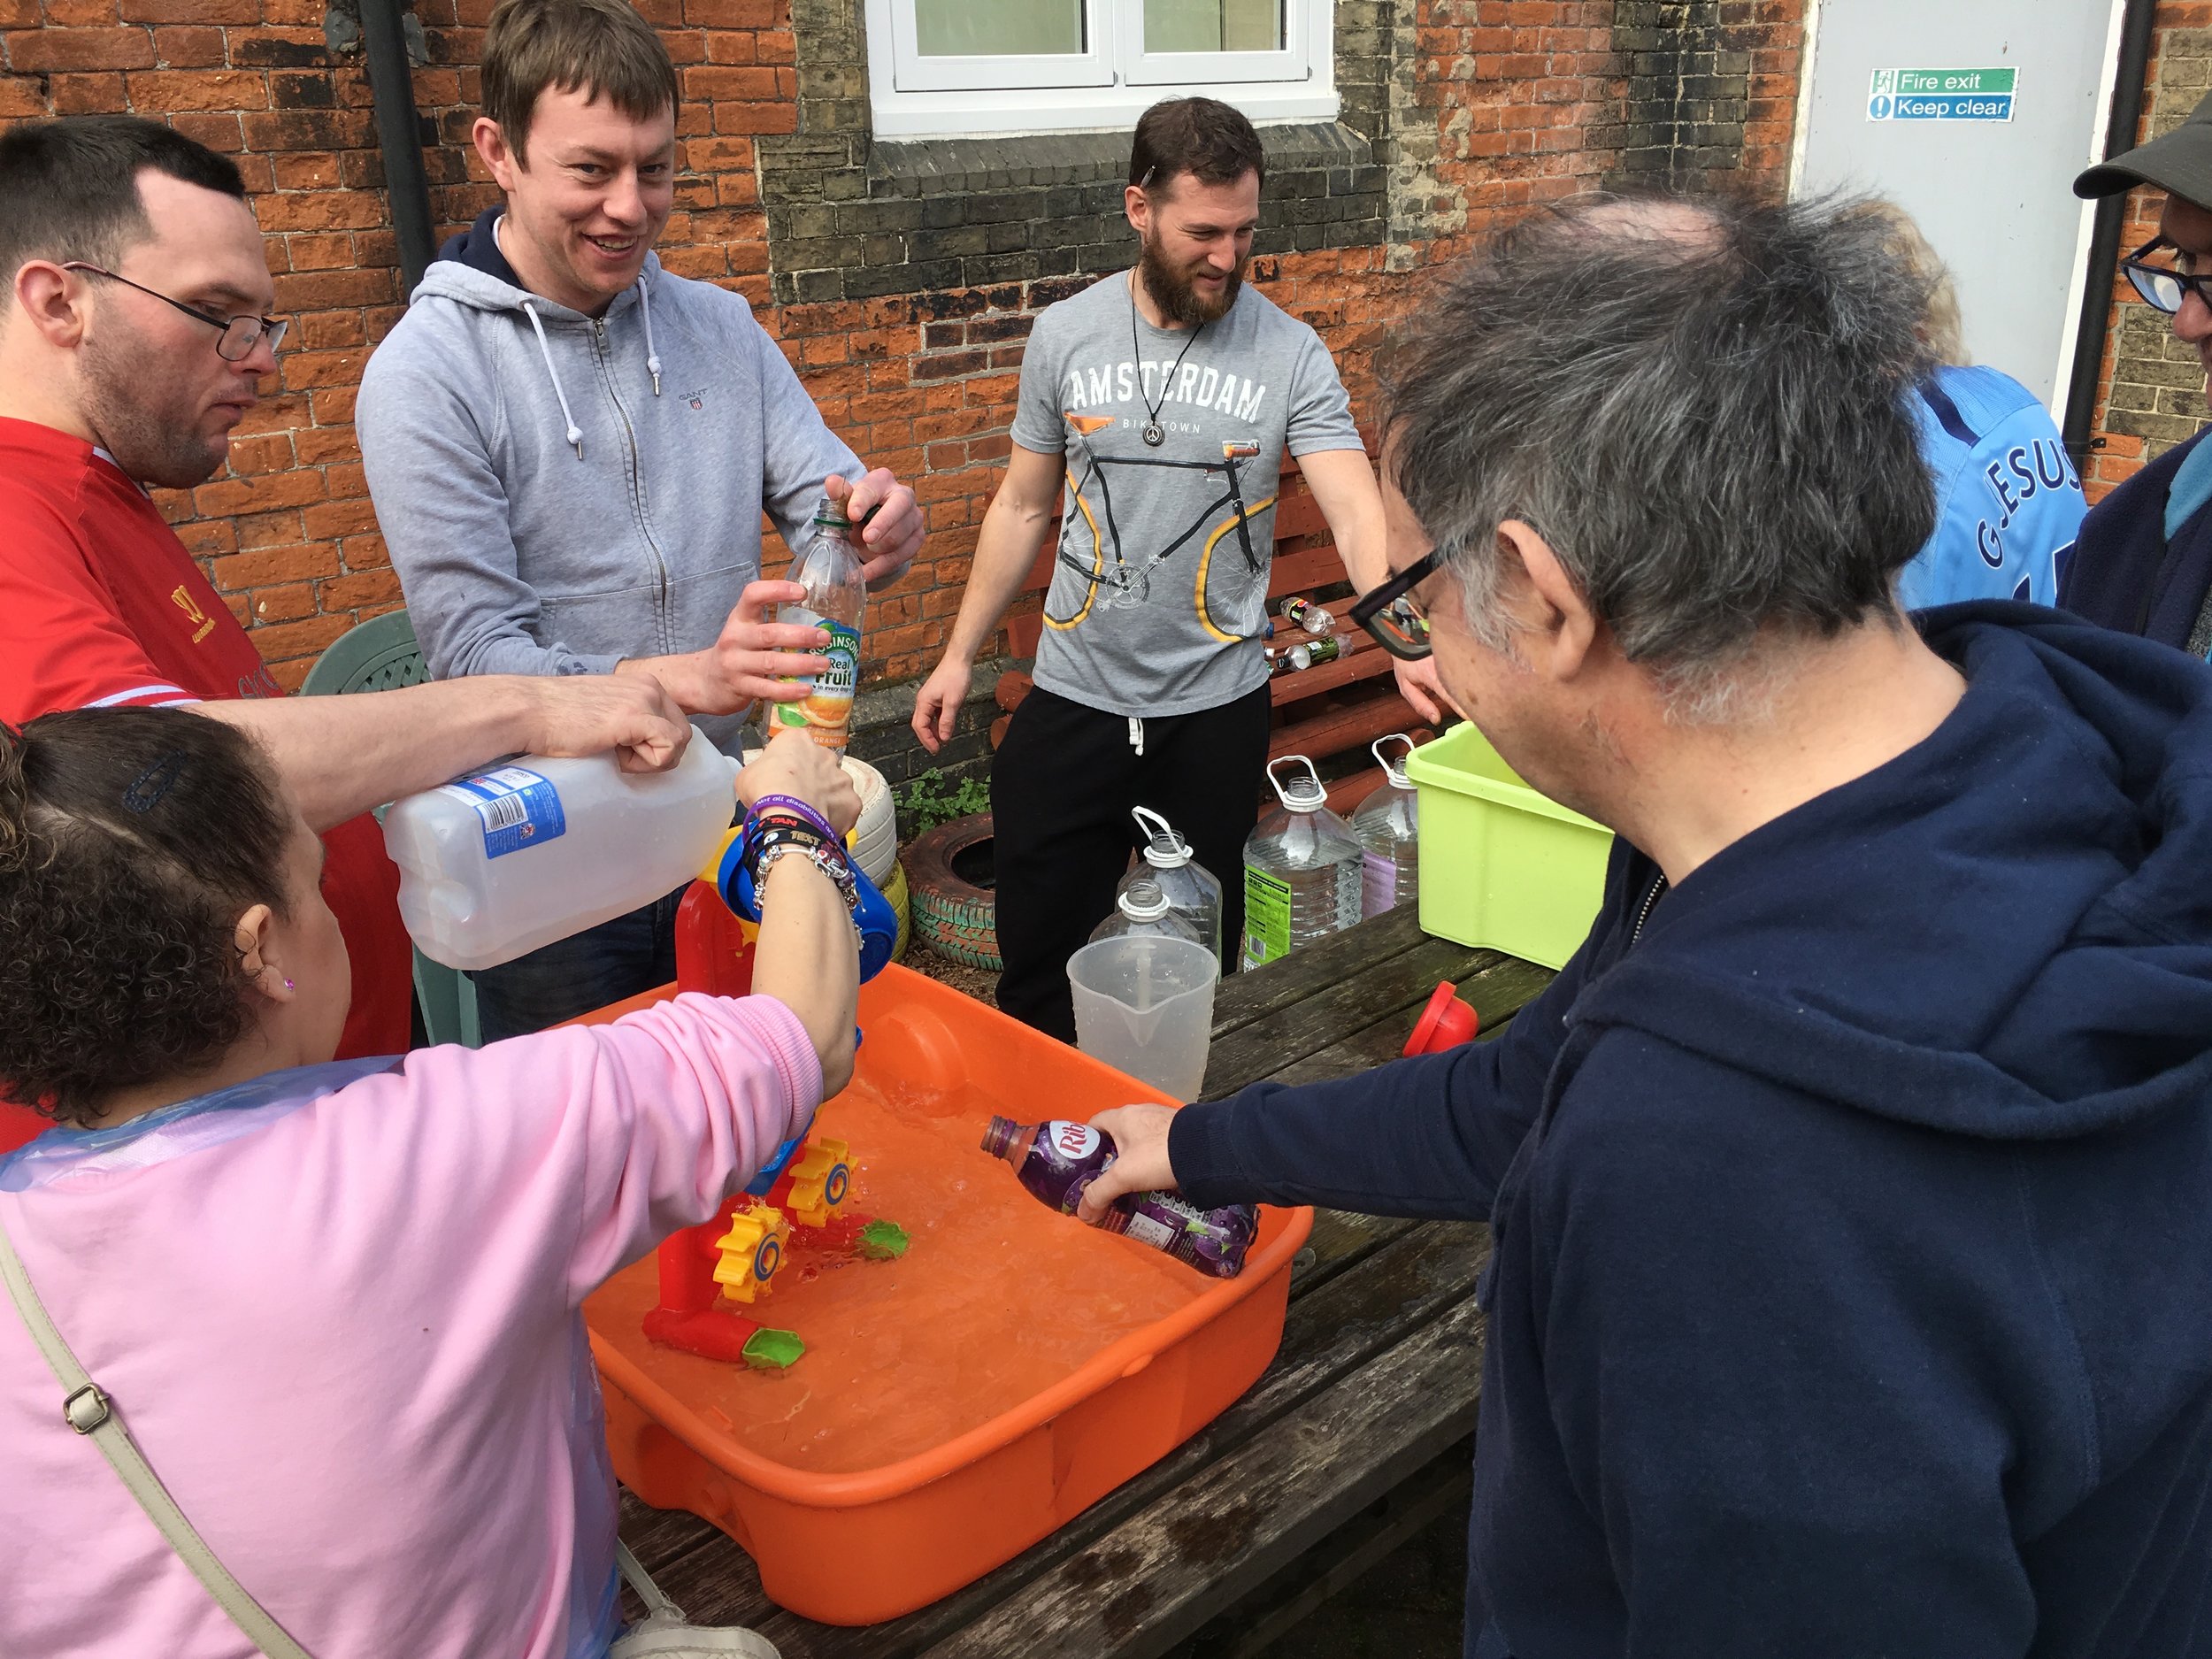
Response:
[1045,411,1276,643]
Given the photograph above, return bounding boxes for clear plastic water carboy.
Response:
[1351,734,1420,918]
[1240,756,1363,969]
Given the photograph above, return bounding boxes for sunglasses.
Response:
[60,263,288,362]
[1348,545,1444,661]
[2119,236,2212,316]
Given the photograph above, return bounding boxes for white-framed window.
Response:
[864,0,1336,140]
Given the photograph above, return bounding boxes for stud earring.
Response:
[283,978,295,990]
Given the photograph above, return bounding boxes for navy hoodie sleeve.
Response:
[1508,1027,2047,1657]
[1166,932,1594,1220]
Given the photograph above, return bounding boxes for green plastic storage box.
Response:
[1403,723,1614,971]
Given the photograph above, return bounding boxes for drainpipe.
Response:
[2062,0,2160,470]
[359,0,436,295]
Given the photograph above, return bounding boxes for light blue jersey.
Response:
[1898,365,2085,611]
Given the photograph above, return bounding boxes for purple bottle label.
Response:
[1018,1121,1257,1280]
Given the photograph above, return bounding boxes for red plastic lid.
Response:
[1403,981,1480,1056]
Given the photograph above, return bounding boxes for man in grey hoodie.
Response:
[357,0,923,1037]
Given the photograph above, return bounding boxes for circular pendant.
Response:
[1142,421,1165,448]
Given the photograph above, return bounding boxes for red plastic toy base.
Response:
[641,1305,763,1363]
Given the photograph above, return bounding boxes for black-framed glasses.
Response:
[61,262,288,362]
[2119,236,2212,316]
[1349,546,1444,661]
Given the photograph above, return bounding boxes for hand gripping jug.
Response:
[1240,756,1363,969]
[1351,734,1420,918]
[1117,806,1225,963]
[382,726,739,972]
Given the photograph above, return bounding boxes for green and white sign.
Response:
[1867,66,2017,123]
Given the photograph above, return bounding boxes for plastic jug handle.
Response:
[1265,755,1325,811]
[1131,803,1177,852]
[1372,733,1417,787]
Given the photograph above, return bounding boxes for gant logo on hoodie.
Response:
[677,386,708,410]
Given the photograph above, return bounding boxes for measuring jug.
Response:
[1064,933,1220,1101]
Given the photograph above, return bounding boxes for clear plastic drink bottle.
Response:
[1117,807,1225,962]
[981,1116,1258,1279]
[1240,756,1363,969]
[1351,734,1420,918]
[772,495,866,753]
[1278,595,1336,636]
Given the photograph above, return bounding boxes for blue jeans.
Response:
[467,885,687,1042]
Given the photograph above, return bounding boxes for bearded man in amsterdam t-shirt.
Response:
[911,97,1445,1039]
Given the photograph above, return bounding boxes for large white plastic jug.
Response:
[381,725,737,972]
[1065,934,1219,1102]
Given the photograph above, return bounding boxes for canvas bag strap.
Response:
[618,1539,686,1624]
[0,1211,314,1659]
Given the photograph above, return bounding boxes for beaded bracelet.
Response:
[744,822,858,908]
[753,838,863,913]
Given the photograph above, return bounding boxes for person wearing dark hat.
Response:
[2067,91,2212,655]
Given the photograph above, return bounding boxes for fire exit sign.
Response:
[1867,66,2017,122]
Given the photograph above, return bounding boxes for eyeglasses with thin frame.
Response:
[60,262,288,362]
[1348,545,1444,661]
[2118,236,2212,316]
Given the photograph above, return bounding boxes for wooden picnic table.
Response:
[619,905,1555,1656]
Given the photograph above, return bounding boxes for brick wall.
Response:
[2086,3,2212,503]
[1,0,1808,696]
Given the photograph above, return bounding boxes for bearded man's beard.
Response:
[1138,230,1245,326]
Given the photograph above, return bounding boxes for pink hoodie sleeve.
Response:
[368,991,823,1307]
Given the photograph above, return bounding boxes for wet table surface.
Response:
[619,905,1554,1656]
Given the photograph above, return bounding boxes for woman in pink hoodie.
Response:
[0,707,860,1657]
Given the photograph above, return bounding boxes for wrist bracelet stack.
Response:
[740,796,859,912]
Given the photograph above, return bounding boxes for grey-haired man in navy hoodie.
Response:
[1085,195,2212,1657]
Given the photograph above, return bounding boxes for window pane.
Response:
[915,0,1084,56]
[1144,0,1282,53]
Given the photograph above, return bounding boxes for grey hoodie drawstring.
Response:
[520,299,585,460]
[637,273,663,396]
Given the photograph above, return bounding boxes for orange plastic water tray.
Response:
[570,964,1312,1626]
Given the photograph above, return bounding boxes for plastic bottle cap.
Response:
[1403,981,1480,1056]
[1143,836,1192,868]
[811,494,849,527]
[1119,881,1172,921]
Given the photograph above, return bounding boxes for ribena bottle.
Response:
[981,1116,1256,1279]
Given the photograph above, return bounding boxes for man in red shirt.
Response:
[0,116,691,1143]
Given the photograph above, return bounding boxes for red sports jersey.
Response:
[0,417,411,1149]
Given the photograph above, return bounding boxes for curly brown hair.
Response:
[0,708,295,1127]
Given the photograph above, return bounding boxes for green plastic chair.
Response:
[302,608,483,1049]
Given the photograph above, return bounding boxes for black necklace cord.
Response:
[1129,271,1206,447]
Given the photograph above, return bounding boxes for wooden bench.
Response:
[991,450,1426,818]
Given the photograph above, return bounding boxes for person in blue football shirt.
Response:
[1875,205,2086,611]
